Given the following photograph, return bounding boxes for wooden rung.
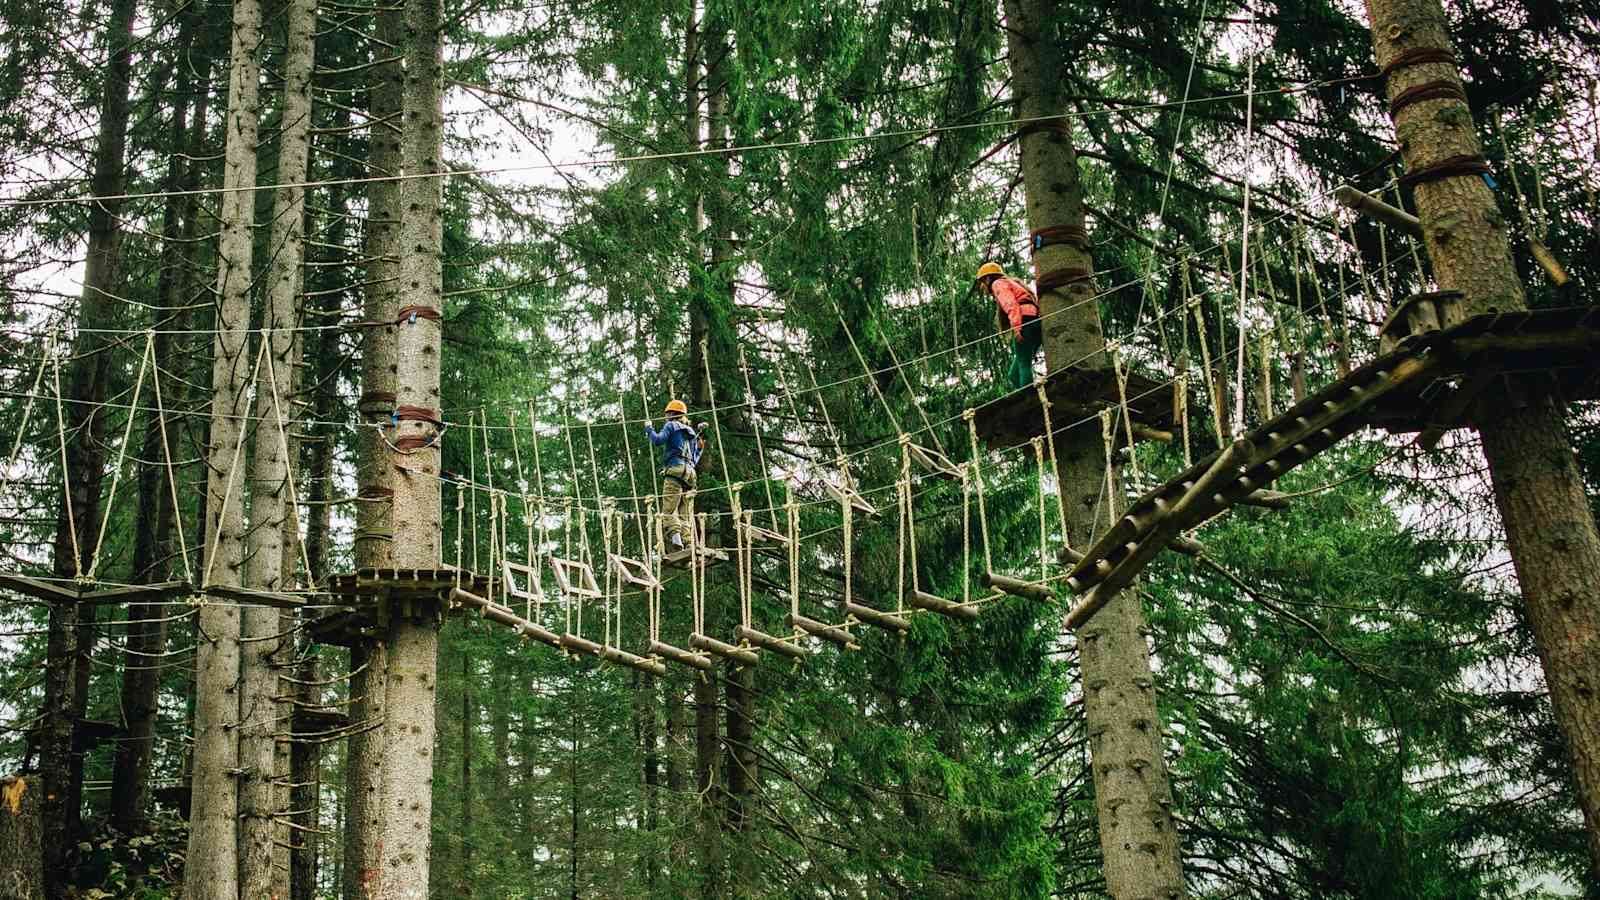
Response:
[1064,582,1109,631]
[550,558,602,599]
[785,613,858,649]
[734,625,808,660]
[1334,185,1423,238]
[980,572,1053,602]
[737,522,790,546]
[601,647,667,677]
[690,633,760,667]
[558,633,605,658]
[843,601,909,632]
[648,639,713,671]
[500,559,545,602]
[907,590,979,622]
[607,553,660,589]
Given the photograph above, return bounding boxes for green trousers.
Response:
[1008,317,1043,389]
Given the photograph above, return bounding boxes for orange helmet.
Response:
[975,261,1004,282]
[663,399,688,416]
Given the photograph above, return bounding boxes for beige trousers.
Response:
[661,463,696,547]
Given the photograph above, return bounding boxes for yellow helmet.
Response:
[663,399,688,416]
[975,261,1004,282]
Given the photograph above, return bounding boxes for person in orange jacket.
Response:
[977,261,1041,389]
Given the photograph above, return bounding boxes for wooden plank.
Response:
[785,613,859,650]
[0,573,81,603]
[734,625,808,659]
[77,580,190,605]
[690,633,760,667]
[648,639,713,671]
[907,590,979,622]
[842,601,909,633]
[201,584,307,609]
[972,363,1183,452]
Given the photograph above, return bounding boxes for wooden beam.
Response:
[1066,438,1255,629]
[558,633,605,659]
[1334,185,1422,238]
[907,590,979,622]
[734,625,808,659]
[980,572,1053,602]
[0,573,81,603]
[202,584,307,609]
[842,601,910,633]
[648,640,713,671]
[785,613,859,650]
[689,633,760,667]
[601,647,667,677]
[78,580,190,605]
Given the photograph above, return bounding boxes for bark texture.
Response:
[344,7,403,897]
[1,776,42,900]
[1364,0,1600,877]
[373,0,445,888]
[42,0,137,886]
[183,0,266,887]
[238,0,317,892]
[1001,1,1187,896]
[113,3,209,833]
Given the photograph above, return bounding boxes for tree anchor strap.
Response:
[1030,224,1089,254]
[1388,79,1467,117]
[1036,266,1093,293]
[395,305,442,325]
[1380,47,1457,79]
[1397,154,1491,188]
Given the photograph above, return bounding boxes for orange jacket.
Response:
[991,276,1039,337]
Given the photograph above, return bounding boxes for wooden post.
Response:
[1334,184,1423,237]
[1365,0,1600,877]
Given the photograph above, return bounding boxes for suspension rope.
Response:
[961,409,994,575]
[86,332,152,581]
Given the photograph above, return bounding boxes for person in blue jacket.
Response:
[645,398,706,555]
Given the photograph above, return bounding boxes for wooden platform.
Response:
[972,363,1180,451]
[325,566,492,599]
[1058,304,1599,631]
[1366,304,1600,436]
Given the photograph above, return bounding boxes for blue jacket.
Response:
[645,419,702,470]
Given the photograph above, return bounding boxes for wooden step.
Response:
[842,601,909,633]
[907,590,979,621]
[980,572,1052,602]
[648,640,713,671]
[785,613,858,650]
[734,625,808,659]
[690,633,760,667]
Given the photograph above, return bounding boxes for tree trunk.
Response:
[112,1,209,834]
[1000,2,1187,896]
[1363,0,1600,876]
[41,0,137,886]
[182,0,266,886]
[638,673,661,890]
[459,652,473,896]
[693,673,722,897]
[373,0,445,888]
[664,680,685,796]
[344,5,403,896]
[343,643,387,900]
[293,142,348,900]
[1,775,42,899]
[239,0,317,892]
